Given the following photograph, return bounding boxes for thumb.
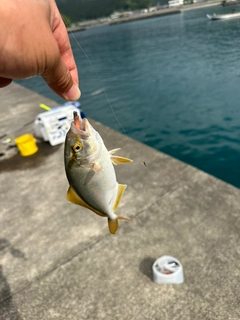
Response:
[42,54,81,101]
[0,77,12,88]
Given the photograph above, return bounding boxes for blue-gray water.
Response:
[17,6,240,188]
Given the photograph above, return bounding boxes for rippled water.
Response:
[17,6,240,187]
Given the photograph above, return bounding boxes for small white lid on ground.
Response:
[152,255,184,284]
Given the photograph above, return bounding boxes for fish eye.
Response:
[73,143,82,152]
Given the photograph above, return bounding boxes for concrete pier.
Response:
[0,83,240,319]
[67,9,181,33]
[109,9,181,26]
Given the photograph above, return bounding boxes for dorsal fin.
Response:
[67,186,106,217]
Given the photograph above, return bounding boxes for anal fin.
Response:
[113,184,127,212]
[108,183,131,234]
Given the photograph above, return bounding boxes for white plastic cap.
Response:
[152,255,184,284]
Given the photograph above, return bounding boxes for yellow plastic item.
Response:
[39,103,51,111]
[15,134,38,156]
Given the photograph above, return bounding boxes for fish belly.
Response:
[69,156,118,216]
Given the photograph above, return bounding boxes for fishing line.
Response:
[64,23,150,167]
[68,29,127,136]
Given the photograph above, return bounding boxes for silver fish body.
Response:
[64,112,132,234]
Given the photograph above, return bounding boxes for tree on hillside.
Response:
[116,0,154,10]
[61,13,71,27]
[56,0,155,22]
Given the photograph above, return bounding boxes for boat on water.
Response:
[207,12,240,20]
[222,0,240,6]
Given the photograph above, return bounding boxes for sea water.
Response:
[17,6,240,188]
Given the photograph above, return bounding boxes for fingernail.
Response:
[64,84,81,101]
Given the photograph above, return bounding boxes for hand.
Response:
[0,0,80,101]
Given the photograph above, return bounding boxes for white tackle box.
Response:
[34,102,81,146]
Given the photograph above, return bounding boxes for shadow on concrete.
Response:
[0,238,26,320]
[0,141,61,173]
[139,257,156,281]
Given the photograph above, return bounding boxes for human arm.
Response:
[0,0,80,101]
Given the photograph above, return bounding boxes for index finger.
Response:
[50,2,79,86]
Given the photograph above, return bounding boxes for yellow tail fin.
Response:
[108,216,132,235]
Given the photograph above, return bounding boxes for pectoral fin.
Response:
[67,186,106,217]
[84,162,102,173]
[92,162,102,173]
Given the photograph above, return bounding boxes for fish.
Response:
[64,111,133,234]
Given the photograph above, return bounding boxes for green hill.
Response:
[56,0,163,23]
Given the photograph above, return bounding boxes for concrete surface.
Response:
[0,83,240,320]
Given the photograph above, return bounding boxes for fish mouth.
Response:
[70,111,89,139]
[73,111,83,130]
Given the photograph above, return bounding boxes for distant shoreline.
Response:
[67,1,222,33]
[109,8,181,26]
[182,0,221,11]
